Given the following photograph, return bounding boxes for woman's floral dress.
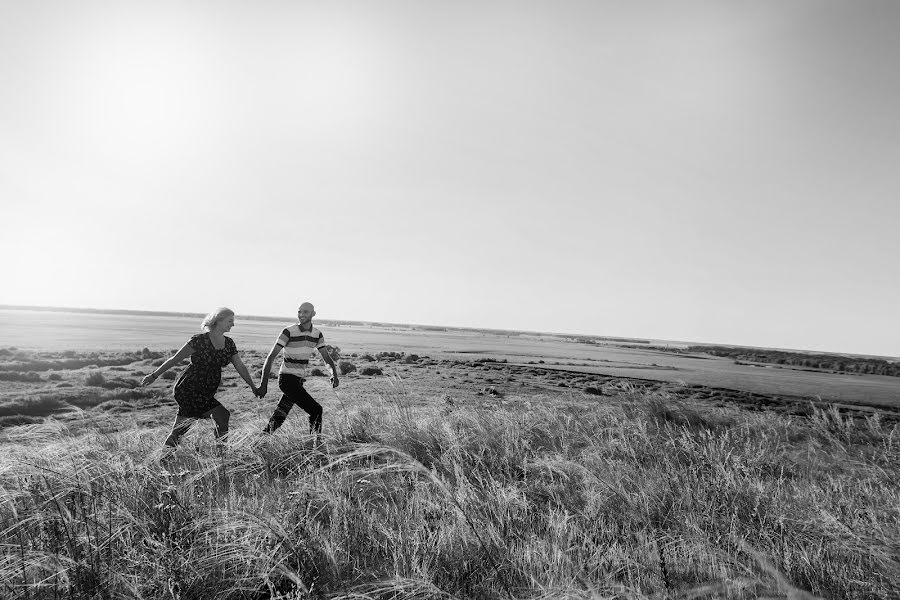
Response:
[173,333,237,417]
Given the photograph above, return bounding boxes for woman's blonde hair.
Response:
[201,307,234,331]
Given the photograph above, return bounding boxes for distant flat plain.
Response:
[1,308,898,409]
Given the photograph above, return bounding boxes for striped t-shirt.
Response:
[276,324,326,377]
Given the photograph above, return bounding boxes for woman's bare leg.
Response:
[165,415,195,447]
[208,405,231,450]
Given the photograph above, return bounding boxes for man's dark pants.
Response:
[264,373,323,434]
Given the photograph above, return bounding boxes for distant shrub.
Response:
[583,386,604,396]
[95,399,133,414]
[85,371,106,386]
[360,366,383,376]
[310,368,326,377]
[338,361,357,375]
[477,386,503,398]
[0,355,139,373]
[0,395,71,418]
[402,354,420,364]
[640,395,721,432]
[0,371,43,383]
[0,415,42,426]
[322,345,342,363]
[62,388,162,408]
[97,377,140,390]
[361,354,376,362]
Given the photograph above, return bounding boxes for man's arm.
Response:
[258,343,283,397]
[317,347,339,388]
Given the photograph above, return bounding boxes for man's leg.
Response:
[290,383,323,436]
[264,396,294,433]
[264,374,300,434]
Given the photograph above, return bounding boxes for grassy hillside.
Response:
[1,383,897,599]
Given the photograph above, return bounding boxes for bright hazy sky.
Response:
[2,1,898,357]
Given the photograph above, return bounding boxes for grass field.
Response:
[0,343,899,598]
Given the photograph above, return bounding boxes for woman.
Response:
[141,307,259,448]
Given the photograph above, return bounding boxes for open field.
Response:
[2,309,899,413]
[1,343,898,437]
[1,368,898,598]
[1,309,899,598]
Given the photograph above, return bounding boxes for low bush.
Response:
[310,368,326,377]
[0,395,72,417]
[338,361,357,375]
[0,414,43,426]
[85,371,106,386]
[359,366,383,376]
[0,371,43,383]
[0,353,142,373]
[321,345,342,363]
[477,386,503,397]
[140,347,164,360]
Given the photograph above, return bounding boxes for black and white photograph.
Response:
[1,1,898,598]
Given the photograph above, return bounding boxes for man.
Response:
[258,302,339,440]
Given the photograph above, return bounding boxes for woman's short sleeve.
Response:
[188,333,205,350]
[226,336,238,358]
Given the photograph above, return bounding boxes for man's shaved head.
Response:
[297,303,316,325]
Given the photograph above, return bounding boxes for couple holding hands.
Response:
[141,302,338,449]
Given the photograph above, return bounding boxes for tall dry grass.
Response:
[0,385,897,599]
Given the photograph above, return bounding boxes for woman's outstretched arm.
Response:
[141,342,193,386]
[231,354,260,397]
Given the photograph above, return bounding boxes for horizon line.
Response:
[1,303,896,361]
